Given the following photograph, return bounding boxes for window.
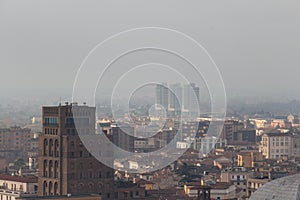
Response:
[54,140,59,157]
[80,151,83,157]
[70,163,75,169]
[45,117,58,125]
[43,181,48,196]
[49,161,53,178]
[44,160,48,177]
[44,139,48,156]
[54,161,58,178]
[54,182,58,195]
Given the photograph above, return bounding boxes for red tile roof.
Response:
[0,174,37,183]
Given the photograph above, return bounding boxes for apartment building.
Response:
[0,174,38,200]
[260,132,292,159]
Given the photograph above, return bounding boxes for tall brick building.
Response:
[38,103,113,197]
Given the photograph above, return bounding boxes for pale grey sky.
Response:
[0,0,299,100]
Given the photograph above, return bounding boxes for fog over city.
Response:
[0,0,300,101]
[1,1,300,200]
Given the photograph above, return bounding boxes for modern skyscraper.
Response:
[155,83,169,112]
[183,83,200,113]
[155,83,200,117]
[38,103,113,197]
[169,83,183,115]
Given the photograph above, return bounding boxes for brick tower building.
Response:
[38,103,113,198]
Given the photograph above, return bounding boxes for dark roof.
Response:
[0,174,37,183]
[210,182,232,189]
[264,132,292,137]
[136,179,155,185]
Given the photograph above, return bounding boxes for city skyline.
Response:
[0,1,300,199]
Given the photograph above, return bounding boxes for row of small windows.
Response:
[69,171,105,179]
[271,142,289,146]
[69,182,106,193]
[270,154,289,158]
[44,139,59,157]
[2,182,23,191]
[271,149,289,153]
[45,117,58,125]
[271,137,290,141]
[69,151,92,158]
[45,128,58,135]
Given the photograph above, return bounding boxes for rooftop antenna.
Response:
[59,97,61,106]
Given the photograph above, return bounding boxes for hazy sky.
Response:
[0,0,300,100]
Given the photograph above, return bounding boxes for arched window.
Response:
[43,181,48,196]
[44,139,48,156]
[49,139,53,156]
[79,183,84,190]
[54,182,58,195]
[49,181,53,196]
[88,170,93,178]
[98,183,103,190]
[43,160,47,177]
[88,183,94,192]
[49,160,53,178]
[54,161,58,178]
[54,140,59,157]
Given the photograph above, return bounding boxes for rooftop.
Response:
[263,132,292,137]
[0,174,37,183]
